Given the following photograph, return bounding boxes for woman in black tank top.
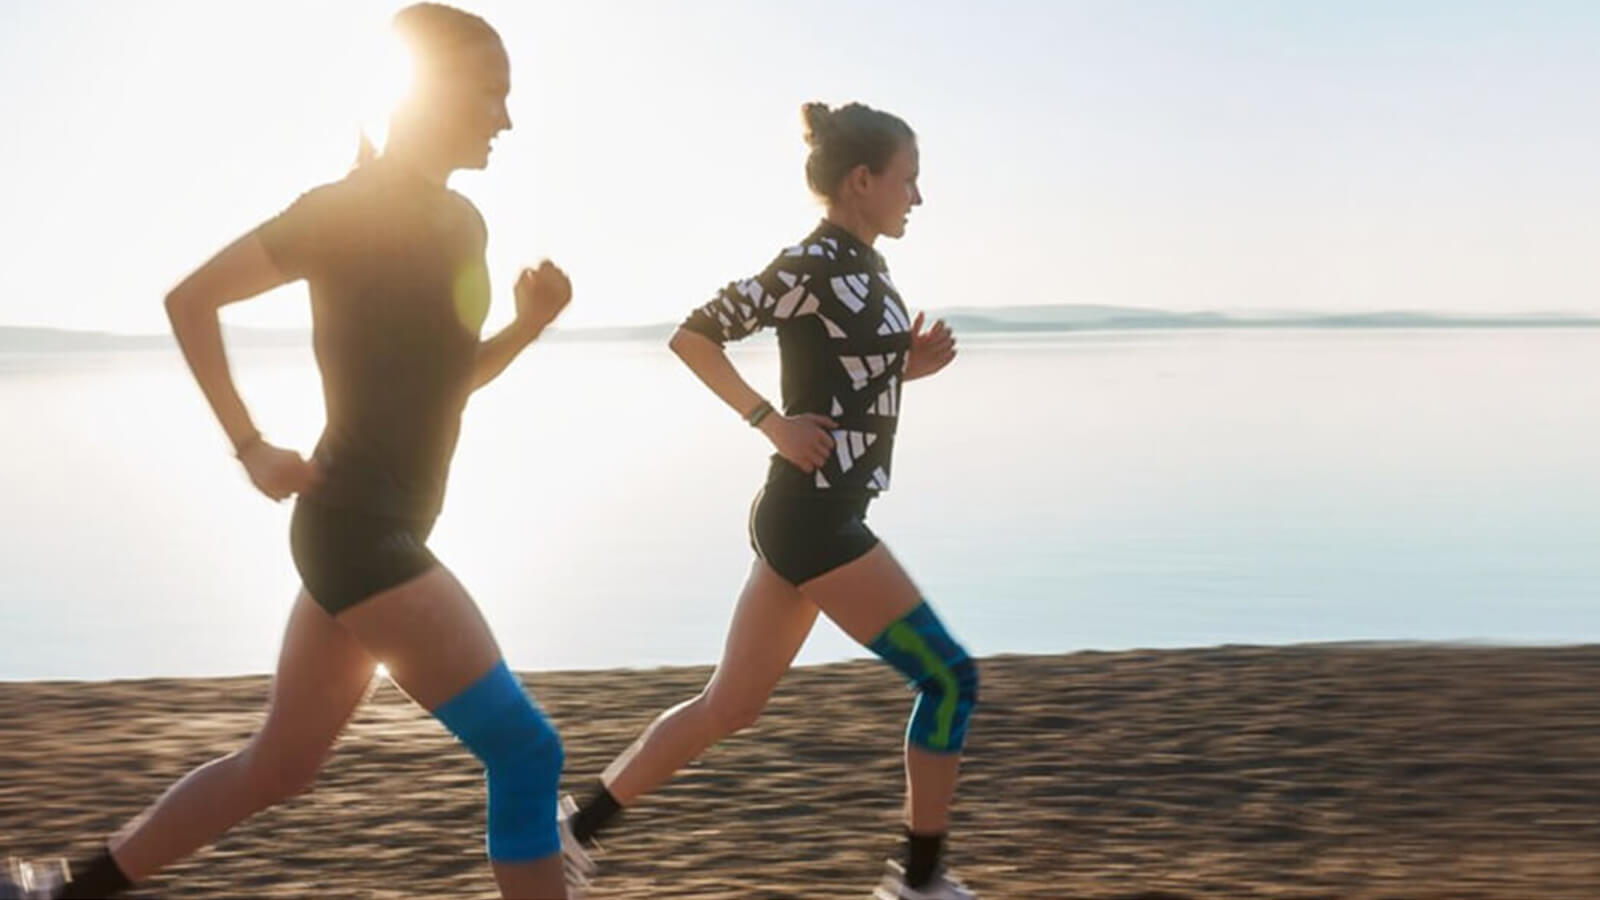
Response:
[16,7,580,899]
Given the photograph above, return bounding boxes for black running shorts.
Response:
[290,497,438,614]
[748,487,881,585]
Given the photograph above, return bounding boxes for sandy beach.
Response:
[3,645,1597,899]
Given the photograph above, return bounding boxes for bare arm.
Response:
[164,232,317,500]
[471,318,542,391]
[165,233,289,448]
[472,261,571,391]
[668,327,835,472]
[667,326,768,420]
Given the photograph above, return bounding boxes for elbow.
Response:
[163,282,198,320]
[668,327,715,359]
[162,288,187,328]
[163,283,212,335]
[667,327,693,359]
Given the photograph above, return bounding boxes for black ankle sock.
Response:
[569,782,623,845]
[58,847,132,900]
[903,829,946,889]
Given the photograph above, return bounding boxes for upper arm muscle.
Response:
[166,231,294,312]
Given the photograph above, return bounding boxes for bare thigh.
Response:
[704,558,820,714]
[253,590,380,758]
[601,558,817,801]
[337,567,566,896]
[334,565,503,710]
[798,543,924,646]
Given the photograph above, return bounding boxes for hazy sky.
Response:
[2,1,1596,333]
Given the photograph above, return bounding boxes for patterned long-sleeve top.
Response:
[681,221,915,496]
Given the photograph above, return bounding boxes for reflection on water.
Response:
[2,329,1598,679]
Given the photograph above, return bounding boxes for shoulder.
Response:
[447,189,486,228]
[775,234,840,264]
[439,189,488,248]
[309,167,374,203]
[756,230,845,283]
[768,225,886,275]
[275,170,373,227]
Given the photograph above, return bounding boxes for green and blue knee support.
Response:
[869,602,979,753]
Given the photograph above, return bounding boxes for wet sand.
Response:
[3,645,1597,898]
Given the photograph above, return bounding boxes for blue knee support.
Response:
[868,602,979,754]
[433,660,565,861]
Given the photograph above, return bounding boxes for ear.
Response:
[845,162,874,198]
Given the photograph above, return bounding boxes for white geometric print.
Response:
[735,279,765,305]
[877,299,911,335]
[773,285,808,319]
[868,377,898,416]
[830,275,868,313]
[682,221,914,495]
[832,429,853,472]
[782,242,830,258]
[839,355,869,387]
[831,429,877,473]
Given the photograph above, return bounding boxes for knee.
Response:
[238,742,327,807]
[701,688,767,738]
[870,603,979,754]
[957,654,980,705]
[507,716,564,789]
[911,651,979,754]
[480,705,564,861]
[433,662,566,862]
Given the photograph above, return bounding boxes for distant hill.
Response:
[0,326,309,353]
[931,305,1600,332]
[6,306,1599,352]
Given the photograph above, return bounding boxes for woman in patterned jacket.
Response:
[561,101,980,900]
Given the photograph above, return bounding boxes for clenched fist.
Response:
[514,260,573,332]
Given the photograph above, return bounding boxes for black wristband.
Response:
[745,400,774,427]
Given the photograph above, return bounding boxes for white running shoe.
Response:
[557,794,599,897]
[1,858,68,900]
[872,859,977,900]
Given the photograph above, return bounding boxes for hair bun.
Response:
[800,102,833,146]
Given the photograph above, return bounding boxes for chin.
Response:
[460,143,493,170]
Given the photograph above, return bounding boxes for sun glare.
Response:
[338,19,414,155]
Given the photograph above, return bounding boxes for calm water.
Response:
[2,329,1597,680]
